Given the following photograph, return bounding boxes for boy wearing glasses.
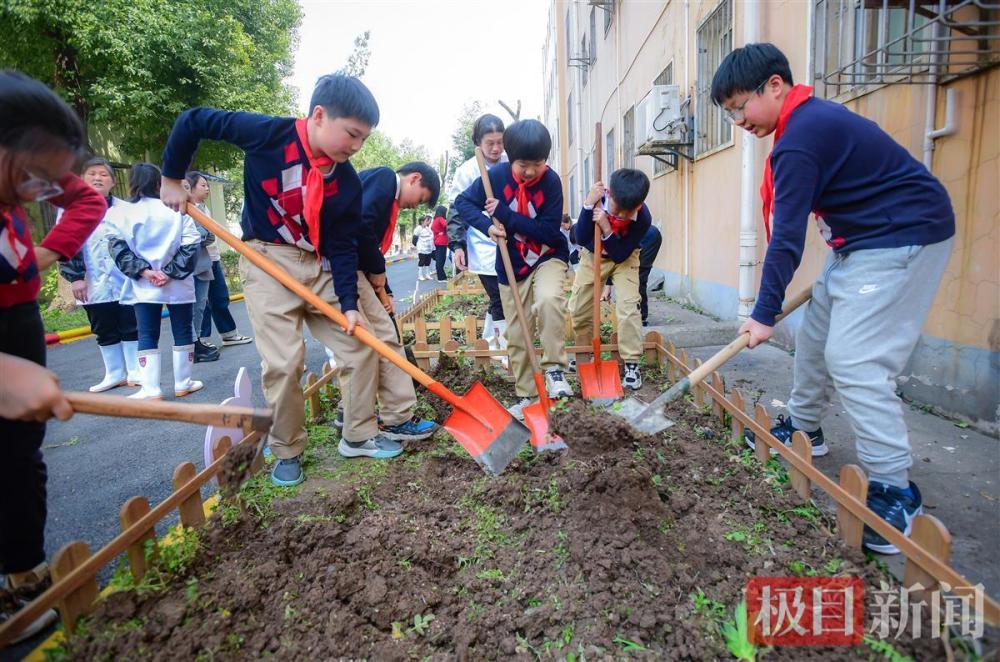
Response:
[711,43,954,555]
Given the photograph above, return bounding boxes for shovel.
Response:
[474,149,565,452]
[623,287,813,435]
[65,392,272,432]
[578,122,625,405]
[186,204,529,476]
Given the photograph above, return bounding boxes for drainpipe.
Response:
[737,0,759,319]
[923,19,958,170]
[683,0,691,283]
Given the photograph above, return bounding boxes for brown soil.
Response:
[216,439,261,497]
[427,294,489,323]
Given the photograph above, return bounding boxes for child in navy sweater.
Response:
[712,43,954,555]
[455,120,571,417]
[568,169,652,390]
[160,75,419,486]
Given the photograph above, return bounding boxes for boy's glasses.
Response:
[18,172,64,202]
[722,80,767,125]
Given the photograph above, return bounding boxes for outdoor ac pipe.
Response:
[922,17,958,170]
[737,0,760,319]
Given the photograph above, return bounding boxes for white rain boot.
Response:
[492,319,509,368]
[122,340,141,386]
[481,312,494,345]
[173,344,204,397]
[324,345,338,372]
[89,343,127,392]
[128,350,162,400]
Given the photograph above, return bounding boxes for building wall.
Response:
[545,0,998,425]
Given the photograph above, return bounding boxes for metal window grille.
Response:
[606,128,616,176]
[590,8,598,62]
[623,107,635,168]
[696,0,734,155]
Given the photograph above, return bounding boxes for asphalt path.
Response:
[39,255,447,579]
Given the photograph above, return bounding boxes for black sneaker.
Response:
[863,481,923,555]
[745,414,828,457]
[194,339,220,363]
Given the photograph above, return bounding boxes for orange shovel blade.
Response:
[521,401,567,452]
[442,381,530,476]
[578,359,624,403]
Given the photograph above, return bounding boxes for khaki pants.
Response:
[499,258,569,397]
[240,242,380,456]
[337,273,416,428]
[568,248,643,361]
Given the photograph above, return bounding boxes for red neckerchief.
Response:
[760,85,813,243]
[294,118,335,258]
[513,166,548,215]
[381,199,400,255]
[605,201,642,238]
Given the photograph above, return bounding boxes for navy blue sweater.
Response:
[575,200,652,263]
[754,97,954,325]
[454,164,567,284]
[161,109,363,312]
[358,167,397,276]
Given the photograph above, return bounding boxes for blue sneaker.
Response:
[338,435,404,459]
[863,481,923,555]
[745,414,828,457]
[379,416,438,441]
[271,456,304,487]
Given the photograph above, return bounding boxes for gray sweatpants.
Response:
[787,238,953,488]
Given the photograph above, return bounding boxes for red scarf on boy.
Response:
[295,119,335,257]
[759,85,813,243]
[513,166,548,216]
[381,200,400,255]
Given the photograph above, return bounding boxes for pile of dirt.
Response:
[423,353,517,422]
[60,367,946,660]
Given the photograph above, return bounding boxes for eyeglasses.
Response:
[17,172,64,202]
[722,80,767,125]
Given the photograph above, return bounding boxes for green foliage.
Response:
[40,305,89,333]
[337,31,370,77]
[0,0,301,169]
[720,601,759,661]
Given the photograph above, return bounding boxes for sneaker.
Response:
[623,363,642,390]
[270,456,304,487]
[198,337,218,350]
[0,590,58,645]
[745,414,828,457]
[338,435,404,459]
[567,357,577,373]
[193,339,220,363]
[333,408,344,430]
[642,319,650,327]
[863,481,923,555]
[380,416,438,441]
[507,397,536,421]
[221,333,253,347]
[544,368,573,398]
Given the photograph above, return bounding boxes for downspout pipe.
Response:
[922,18,958,170]
[737,0,759,319]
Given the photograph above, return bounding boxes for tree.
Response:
[338,31,371,78]
[0,0,302,171]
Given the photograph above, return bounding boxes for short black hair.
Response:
[0,70,85,154]
[310,74,380,128]
[82,157,115,179]
[396,161,440,208]
[710,42,794,106]
[184,170,208,189]
[435,205,447,218]
[129,162,162,202]
[503,119,551,162]
[472,114,505,146]
[608,168,650,211]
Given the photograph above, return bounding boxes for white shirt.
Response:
[59,197,130,305]
[414,225,435,254]
[448,152,509,276]
[106,197,201,305]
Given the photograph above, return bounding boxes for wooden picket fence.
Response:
[4,334,998,648]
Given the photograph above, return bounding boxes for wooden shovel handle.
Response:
[185,205,453,403]
[683,286,813,387]
[65,392,272,431]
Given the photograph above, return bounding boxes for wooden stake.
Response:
[644,331,662,366]
[440,316,453,345]
[474,338,490,370]
[51,541,97,634]
[711,372,725,424]
[692,358,705,406]
[754,403,772,465]
[173,462,206,529]
[464,315,477,344]
[837,465,868,548]
[306,373,320,422]
[789,431,813,501]
[414,341,431,371]
[119,497,155,582]
[904,514,952,596]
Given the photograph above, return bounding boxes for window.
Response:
[604,0,615,34]
[583,155,591,190]
[567,91,574,147]
[589,8,597,62]
[622,107,635,169]
[605,128,615,177]
[565,9,572,60]
[569,174,577,212]
[695,0,733,155]
[653,62,674,174]
[581,35,589,87]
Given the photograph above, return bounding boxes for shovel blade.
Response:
[578,359,625,402]
[442,381,530,476]
[609,397,675,435]
[521,402,568,452]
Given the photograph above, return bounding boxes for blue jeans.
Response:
[192,278,210,341]
[134,302,194,351]
[200,261,237,337]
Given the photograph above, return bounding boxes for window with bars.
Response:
[584,155,592,190]
[581,34,590,87]
[590,8,598,62]
[622,107,635,169]
[605,128,616,177]
[653,62,675,174]
[696,0,733,155]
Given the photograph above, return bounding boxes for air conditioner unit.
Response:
[635,85,685,149]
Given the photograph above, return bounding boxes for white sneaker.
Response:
[507,397,535,421]
[623,363,642,390]
[544,368,573,398]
